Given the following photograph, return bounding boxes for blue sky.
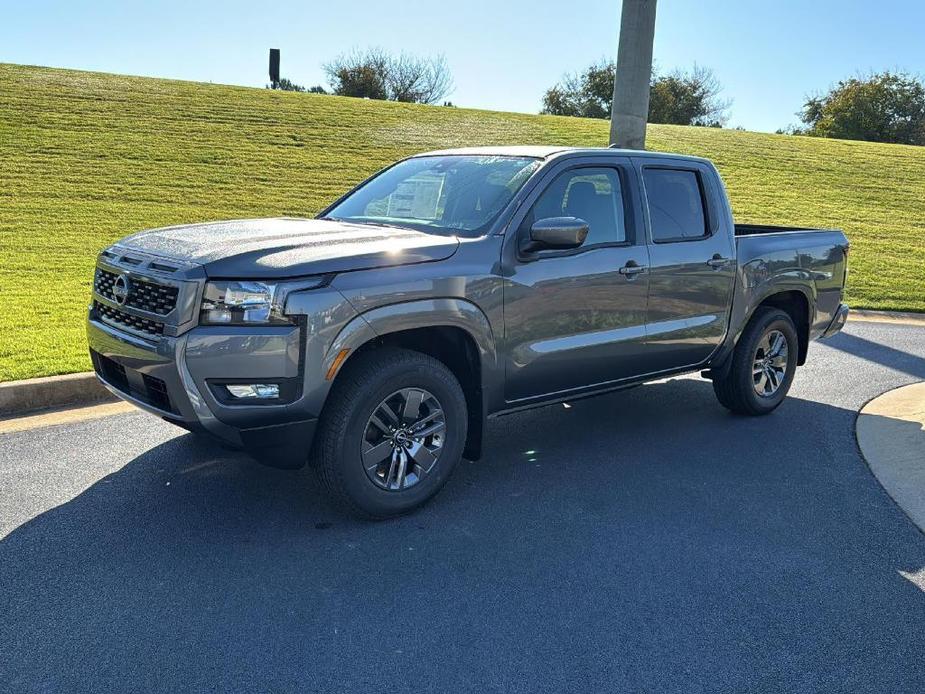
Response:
[3,0,923,132]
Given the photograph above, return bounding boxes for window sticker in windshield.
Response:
[384,173,446,220]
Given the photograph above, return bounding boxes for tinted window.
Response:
[643,168,707,241]
[325,155,540,237]
[526,168,626,245]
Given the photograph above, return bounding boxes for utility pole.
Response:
[609,0,658,149]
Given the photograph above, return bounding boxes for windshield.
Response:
[322,155,541,237]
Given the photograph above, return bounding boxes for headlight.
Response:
[200,281,291,325]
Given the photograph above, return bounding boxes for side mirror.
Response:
[523,217,589,253]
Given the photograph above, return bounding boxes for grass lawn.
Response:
[1,63,923,382]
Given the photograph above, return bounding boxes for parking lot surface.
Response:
[2,321,924,693]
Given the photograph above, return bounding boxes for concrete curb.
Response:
[856,382,925,536]
[0,372,116,418]
[851,309,925,326]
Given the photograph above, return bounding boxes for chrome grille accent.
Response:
[94,268,179,315]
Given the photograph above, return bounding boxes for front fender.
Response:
[318,297,501,410]
[329,297,498,372]
[356,298,496,361]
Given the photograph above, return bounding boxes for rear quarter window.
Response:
[643,168,708,242]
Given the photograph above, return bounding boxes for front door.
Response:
[502,158,651,402]
[636,158,736,371]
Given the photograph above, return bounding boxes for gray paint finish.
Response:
[86,146,849,459]
[122,217,460,279]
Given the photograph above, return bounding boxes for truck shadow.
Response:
[823,330,925,379]
[3,378,925,691]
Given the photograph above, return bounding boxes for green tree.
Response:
[541,62,729,126]
[648,66,729,127]
[799,71,925,145]
[323,48,388,100]
[541,61,615,119]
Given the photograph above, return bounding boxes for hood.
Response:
[119,217,460,278]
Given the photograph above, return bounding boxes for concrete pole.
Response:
[609,0,658,149]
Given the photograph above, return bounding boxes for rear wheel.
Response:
[712,307,798,415]
[314,348,467,519]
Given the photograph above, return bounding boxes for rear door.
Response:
[635,158,736,371]
[501,155,651,402]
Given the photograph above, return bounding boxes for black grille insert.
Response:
[96,352,129,392]
[94,268,179,316]
[142,373,171,412]
[90,351,177,414]
[95,301,164,337]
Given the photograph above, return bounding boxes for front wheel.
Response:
[712,307,799,415]
[314,348,467,519]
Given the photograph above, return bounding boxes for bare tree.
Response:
[387,53,453,104]
[324,48,453,105]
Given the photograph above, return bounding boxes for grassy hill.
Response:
[1,63,923,382]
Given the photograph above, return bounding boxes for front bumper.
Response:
[820,303,849,339]
[87,315,317,464]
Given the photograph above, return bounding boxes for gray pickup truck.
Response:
[88,146,849,517]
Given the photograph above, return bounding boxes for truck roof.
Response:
[417,145,711,164]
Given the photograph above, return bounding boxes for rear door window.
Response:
[643,168,708,242]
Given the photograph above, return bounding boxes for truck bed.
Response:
[732,224,849,342]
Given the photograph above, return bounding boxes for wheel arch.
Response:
[754,289,811,365]
[708,285,813,379]
[321,299,500,460]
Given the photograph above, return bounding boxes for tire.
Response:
[712,307,799,416]
[314,347,467,519]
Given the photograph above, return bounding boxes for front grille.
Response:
[94,268,179,315]
[95,301,164,337]
[94,268,117,301]
[91,351,177,414]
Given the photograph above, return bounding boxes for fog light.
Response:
[226,384,280,400]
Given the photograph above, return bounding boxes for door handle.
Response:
[619,261,648,278]
[706,255,732,269]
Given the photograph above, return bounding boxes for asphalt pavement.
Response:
[2,321,924,693]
